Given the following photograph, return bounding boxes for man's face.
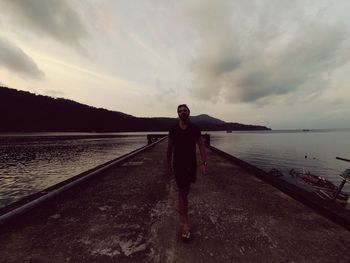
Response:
[178,106,189,121]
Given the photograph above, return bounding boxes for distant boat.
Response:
[302,129,310,132]
[226,130,232,133]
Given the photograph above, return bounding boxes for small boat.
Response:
[302,129,310,132]
[289,168,336,190]
[226,130,232,133]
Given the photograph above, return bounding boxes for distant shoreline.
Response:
[2,128,350,137]
[1,86,271,132]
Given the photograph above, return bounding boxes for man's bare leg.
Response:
[178,187,190,236]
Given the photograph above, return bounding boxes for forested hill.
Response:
[0,86,270,132]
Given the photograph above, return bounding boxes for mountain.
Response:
[190,114,226,125]
[0,86,270,132]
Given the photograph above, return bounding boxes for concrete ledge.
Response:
[147,134,167,144]
[208,145,350,231]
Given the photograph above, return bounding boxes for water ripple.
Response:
[0,134,147,208]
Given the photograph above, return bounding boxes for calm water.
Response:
[0,133,149,208]
[210,130,350,193]
[2,130,350,209]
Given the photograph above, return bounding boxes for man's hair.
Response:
[177,104,190,113]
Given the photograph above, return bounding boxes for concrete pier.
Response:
[1,139,350,262]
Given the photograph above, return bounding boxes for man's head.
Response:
[177,104,190,121]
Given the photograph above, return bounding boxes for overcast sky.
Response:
[1,0,350,129]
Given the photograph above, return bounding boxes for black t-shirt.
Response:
[169,122,201,169]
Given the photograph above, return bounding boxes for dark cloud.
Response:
[0,0,87,46]
[242,24,347,102]
[0,37,44,79]
[189,0,350,104]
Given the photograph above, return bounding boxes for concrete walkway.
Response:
[1,140,350,262]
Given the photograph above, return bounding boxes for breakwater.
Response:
[1,136,350,262]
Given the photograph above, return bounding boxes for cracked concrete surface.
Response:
[0,140,350,262]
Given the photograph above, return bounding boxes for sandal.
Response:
[181,229,191,242]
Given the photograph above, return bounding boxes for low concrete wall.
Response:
[147,134,167,144]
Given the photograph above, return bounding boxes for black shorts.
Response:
[174,166,197,190]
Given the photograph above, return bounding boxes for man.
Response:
[167,104,207,241]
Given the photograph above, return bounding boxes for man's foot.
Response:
[181,228,191,242]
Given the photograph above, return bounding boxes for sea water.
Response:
[0,133,149,208]
[2,130,350,209]
[210,129,350,193]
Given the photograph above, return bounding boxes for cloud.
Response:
[0,0,87,46]
[154,77,180,102]
[44,89,65,98]
[188,0,350,104]
[0,37,44,79]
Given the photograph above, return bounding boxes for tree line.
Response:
[0,86,270,132]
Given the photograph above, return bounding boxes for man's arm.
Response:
[197,136,207,175]
[167,137,173,175]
